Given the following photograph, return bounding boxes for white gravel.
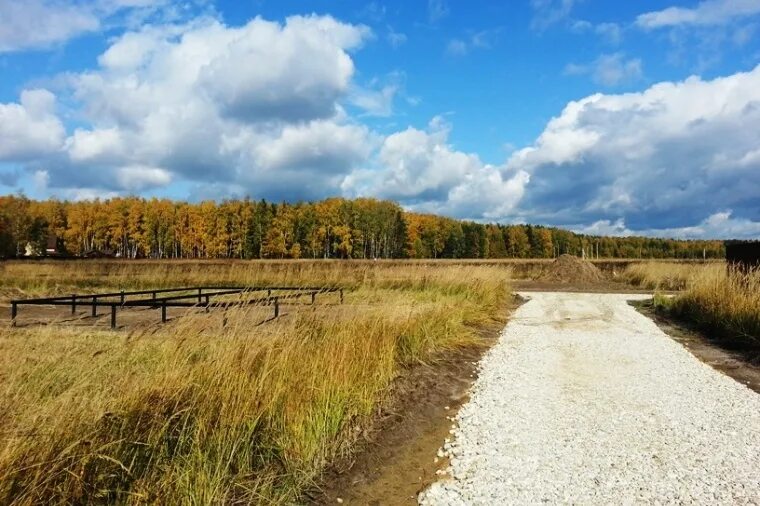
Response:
[420,292,760,505]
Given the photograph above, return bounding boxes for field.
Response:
[1,258,758,504]
[0,260,510,504]
[621,261,760,358]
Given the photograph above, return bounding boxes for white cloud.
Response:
[39,15,374,196]
[67,127,124,163]
[637,0,760,29]
[0,0,179,53]
[349,83,399,117]
[428,0,449,23]
[252,121,373,173]
[0,0,99,52]
[573,212,760,240]
[508,64,760,235]
[530,0,577,30]
[200,16,369,122]
[446,39,468,56]
[595,22,623,44]
[387,26,407,48]
[446,29,500,56]
[0,89,65,160]
[115,165,172,191]
[342,117,530,219]
[564,53,643,86]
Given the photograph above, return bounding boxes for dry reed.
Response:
[657,267,760,352]
[0,261,510,504]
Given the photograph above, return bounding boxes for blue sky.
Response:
[1,0,760,238]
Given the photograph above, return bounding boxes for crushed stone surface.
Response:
[419,292,760,505]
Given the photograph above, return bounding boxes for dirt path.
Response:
[420,292,760,504]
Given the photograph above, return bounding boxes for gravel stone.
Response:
[419,292,760,505]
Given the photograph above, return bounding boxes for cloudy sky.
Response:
[1,0,759,238]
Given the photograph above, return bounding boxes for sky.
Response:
[1,0,759,239]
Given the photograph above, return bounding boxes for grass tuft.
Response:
[0,261,510,504]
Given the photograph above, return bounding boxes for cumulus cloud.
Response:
[0,0,99,52]
[115,165,172,191]
[564,53,643,86]
[0,89,65,160]
[637,0,760,29]
[37,15,373,195]
[507,64,760,235]
[574,212,760,240]
[0,0,181,53]
[342,117,530,219]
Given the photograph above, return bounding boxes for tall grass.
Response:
[0,261,510,504]
[620,261,723,291]
[657,267,760,353]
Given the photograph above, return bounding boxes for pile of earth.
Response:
[540,254,605,284]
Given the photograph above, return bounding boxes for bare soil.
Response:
[633,300,760,394]
[512,279,654,293]
[538,254,605,284]
[307,297,522,505]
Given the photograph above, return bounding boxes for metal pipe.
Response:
[111,304,117,329]
[161,301,167,322]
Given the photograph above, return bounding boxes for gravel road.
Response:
[420,292,760,505]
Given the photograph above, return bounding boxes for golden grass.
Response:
[0,261,510,504]
[655,267,760,350]
[620,261,724,291]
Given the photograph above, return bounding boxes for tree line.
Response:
[0,195,725,260]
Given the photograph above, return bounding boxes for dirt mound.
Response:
[540,255,605,284]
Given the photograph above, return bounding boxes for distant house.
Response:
[46,234,60,255]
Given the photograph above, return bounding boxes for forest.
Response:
[0,195,724,260]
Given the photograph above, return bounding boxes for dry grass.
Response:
[620,261,724,291]
[654,267,760,354]
[0,261,511,504]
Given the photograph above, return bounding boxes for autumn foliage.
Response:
[0,194,724,260]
